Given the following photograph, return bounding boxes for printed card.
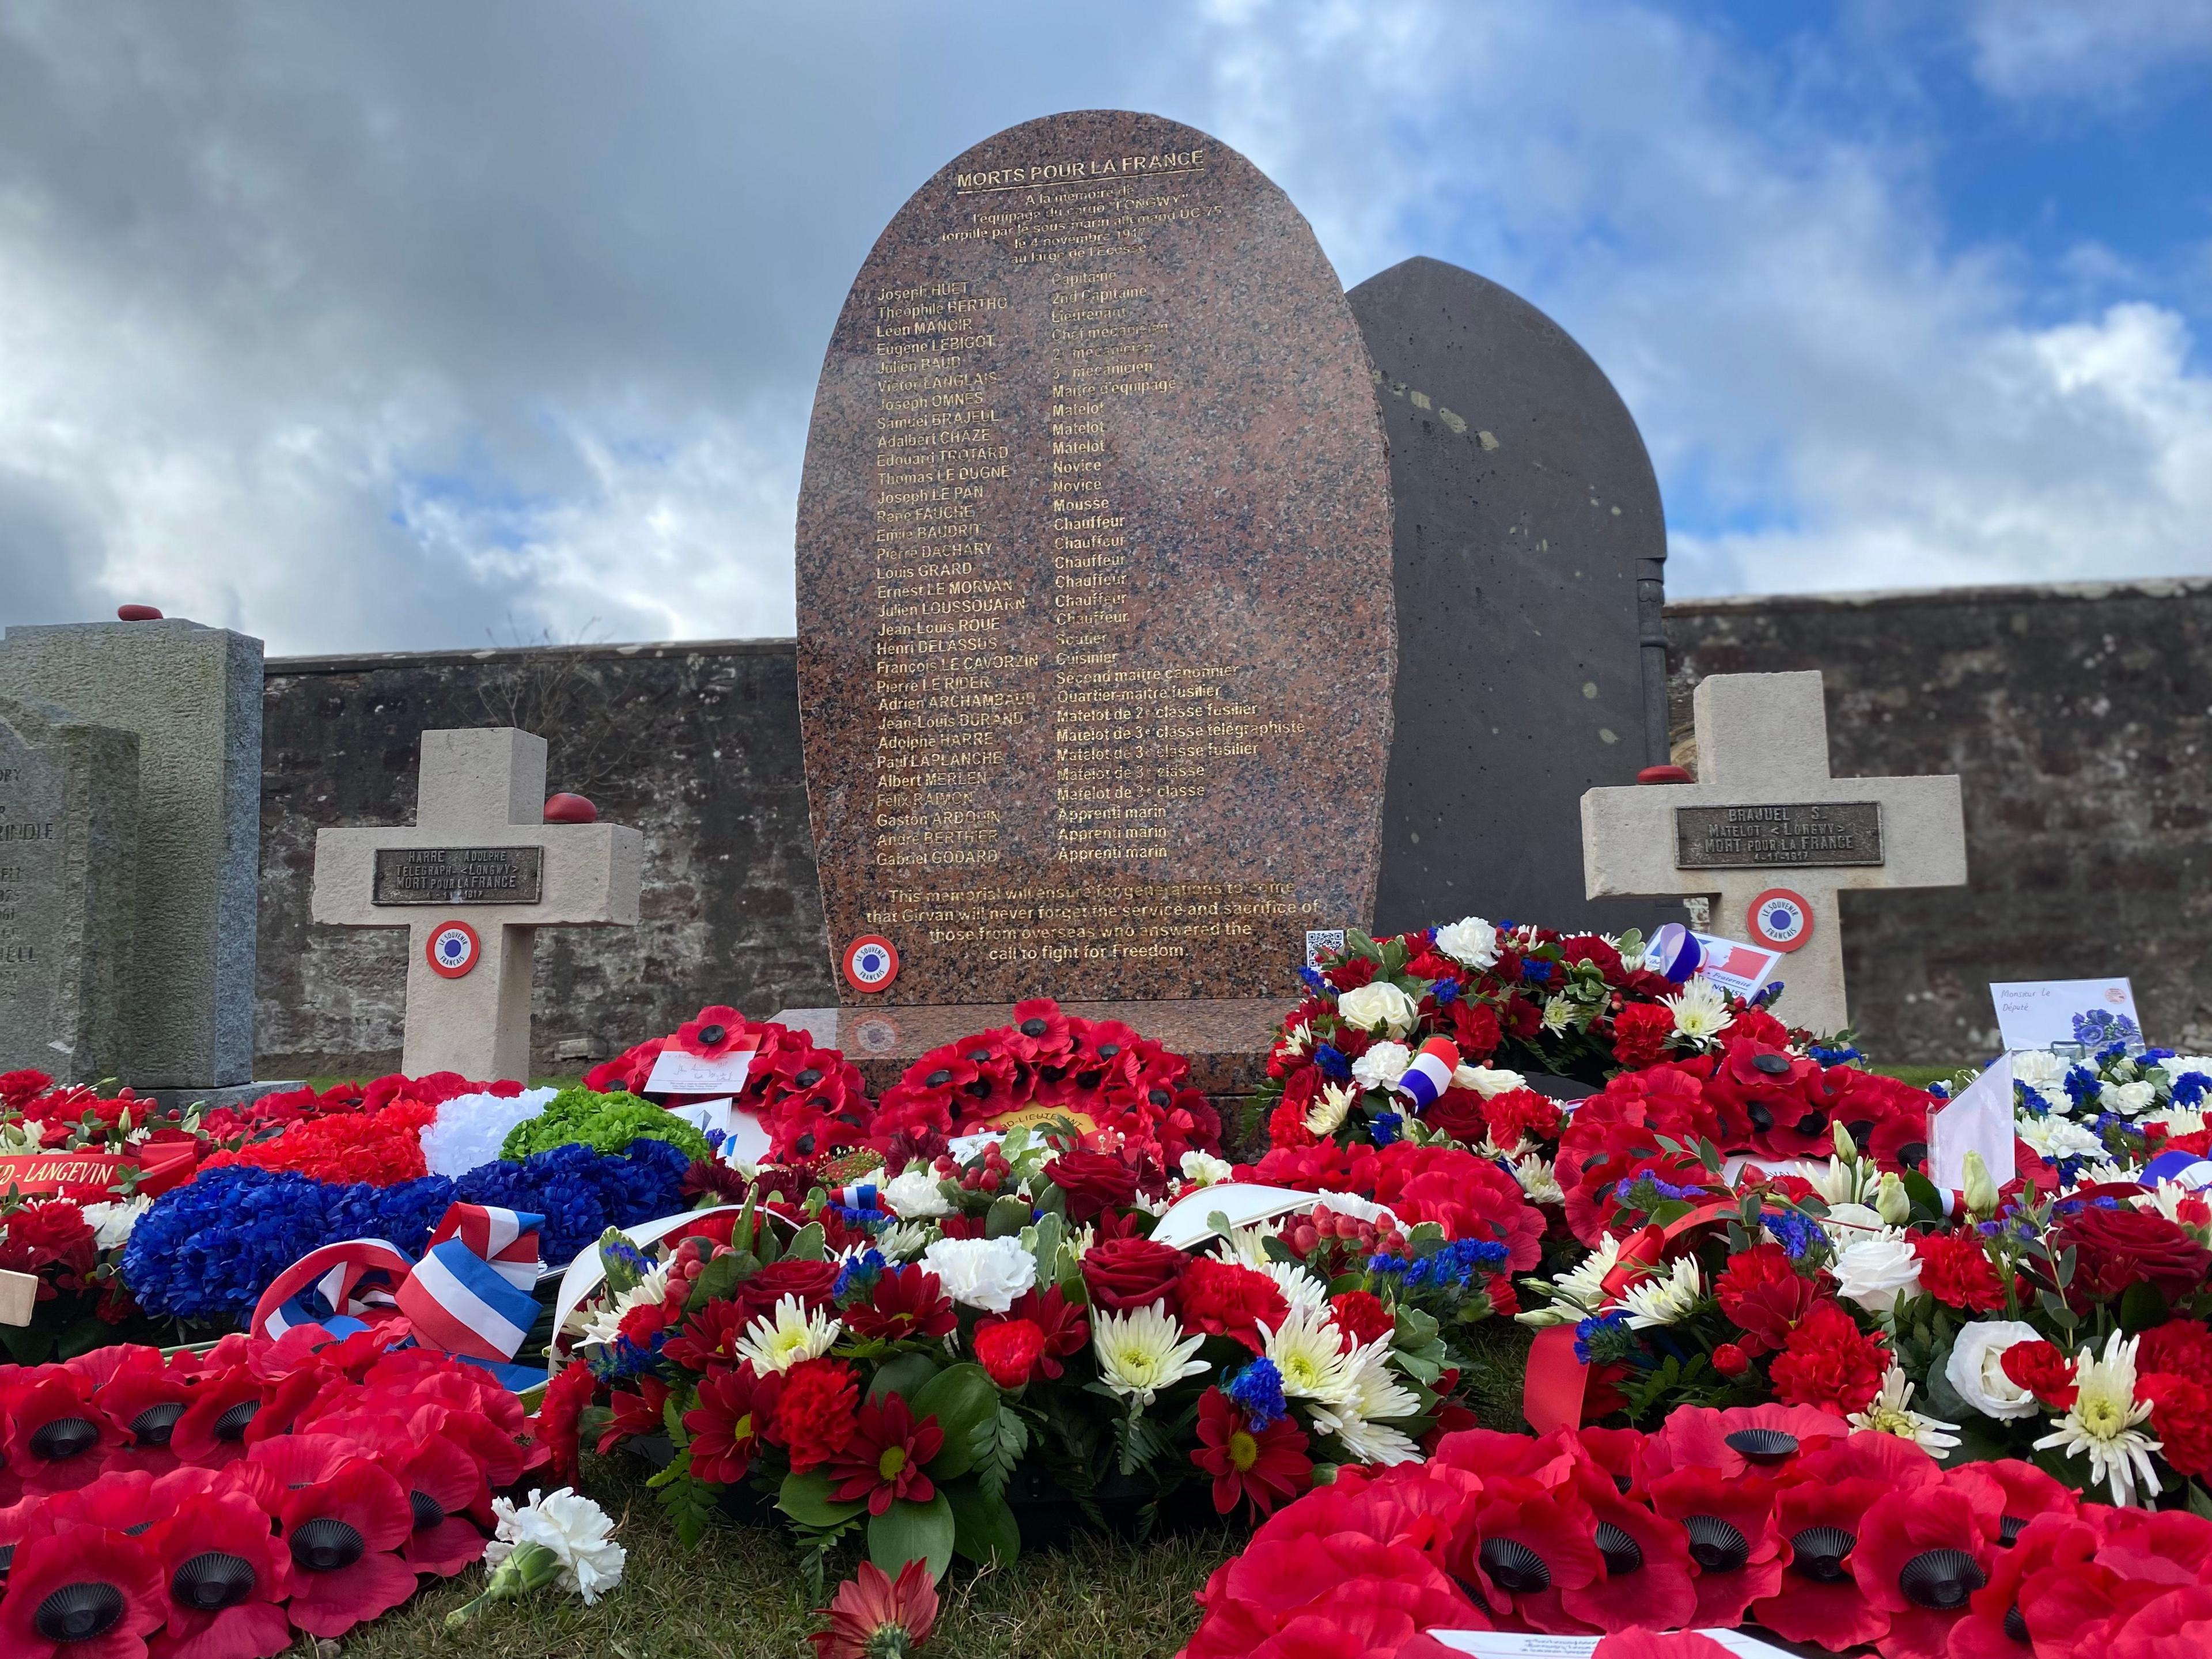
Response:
[1989,978,2142,1052]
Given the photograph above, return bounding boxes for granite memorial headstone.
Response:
[1349,257,1669,935]
[0,695,139,1084]
[0,619,263,1096]
[792,110,1396,1017]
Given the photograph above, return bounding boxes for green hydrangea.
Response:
[498,1088,713,1164]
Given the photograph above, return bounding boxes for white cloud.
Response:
[1964,0,2212,101]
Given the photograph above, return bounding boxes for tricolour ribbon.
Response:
[1395,1037,1461,1113]
[249,1202,544,1366]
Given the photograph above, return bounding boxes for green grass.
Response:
[1872,1063,1962,1090]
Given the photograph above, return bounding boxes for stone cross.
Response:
[1580,671,1966,1035]
[312,729,641,1081]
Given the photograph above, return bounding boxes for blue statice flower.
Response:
[1313,1044,1352,1082]
[1808,1042,1863,1067]
[1763,1210,1825,1260]
[592,1329,670,1382]
[2064,1067,2101,1108]
[1575,1309,1634,1364]
[1225,1358,1288,1429]
[2144,1048,2177,1065]
[1753,980,1786,1007]
[1929,1081,1951,1100]
[2092,1195,2121,1210]
[1522,960,1553,986]
[1370,1112,1403,1146]
[1432,979,1460,1005]
[1298,964,1328,994]
[834,1249,887,1299]
[1614,1174,1699,1208]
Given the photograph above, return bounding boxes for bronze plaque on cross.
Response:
[1673,802,1884,869]
[372,846,545,905]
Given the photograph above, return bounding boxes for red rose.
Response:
[1912,1232,2009,1312]
[972,1318,1046,1389]
[1008,1286,1088,1378]
[1045,1150,1139,1223]
[738,1258,841,1320]
[1611,1002,1677,1071]
[2056,1206,2212,1304]
[1079,1236,1187,1315]
[1767,1301,1887,1415]
[1714,1243,1821,1356]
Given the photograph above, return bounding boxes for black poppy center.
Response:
[795,1067,824,1088]
[1753,1052,1791,1076]
[1898,1547,1986,1609]
[1684,1515,1749,1573]
[1999,1515,2028,1546]
[1746,1102,1775,1133]
[967,1049,993,1065]
[924,1069,952,1089]
[36,1581,126,1642]
[213,1399,260,1441]
[410,1489,446,1529]
[698,1023,727,1047]
[1898,1141,1928,1169]
[794,1132,816,1156]
[128,1401,187,1447]
[30,1416,100,1461]
[1725,1429,1798,1464]
[1788,1525,1856,1582]
[1019,1017,1049,1037]
[1478,1537,1551,1594]
[1148,1088,1171,1107]
[1594,1521,1643,1575]
[1794,1111,1829,1137]
[2005,1603,2028,1642]
[173,1551,257,1611]
[290,1517,368,1572]
[1097,1043,1120,1059]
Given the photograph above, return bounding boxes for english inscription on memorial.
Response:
[796,110,1396,1004]
[372,847,544,906]
[1674,802,1885,870]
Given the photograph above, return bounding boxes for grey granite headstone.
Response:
[0,620,263,1088]
[0,695,139,1084]
[1350,256,1671,935]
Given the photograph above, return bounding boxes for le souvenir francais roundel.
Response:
[1747,889,1813,952]
[842,934,900,993]
[426,920,482,979]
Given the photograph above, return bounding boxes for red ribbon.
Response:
[0,1142,198,1203]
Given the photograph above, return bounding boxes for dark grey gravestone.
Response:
[0,620,264,1088]
[1351,256,1671,936]
[0,694,140,1084]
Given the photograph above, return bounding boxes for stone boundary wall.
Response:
[256,576,2212,1074]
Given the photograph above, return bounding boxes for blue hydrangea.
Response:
[1809,1042,1863,1067]
[1225,1358,1287,1429]
[2173,1072,2210,1108]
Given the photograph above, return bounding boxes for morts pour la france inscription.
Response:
[1674,802,1886,870]
[795,111,1396,1005]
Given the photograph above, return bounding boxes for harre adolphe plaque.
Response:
[794,110,1396,1005]
[372,846,544,906]
[1674,802,1885,870]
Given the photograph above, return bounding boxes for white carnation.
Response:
[920,1235,1036,1313]
[1945,1320,2048,1421]
[1351,1041,1412,1093]
[421,1087,559,1177]
[1434,916,1500,970]
[1337,982,1418,1037]
[81,1195,151,1251]
[881,1166,954,1219]
[484,1487,626,1604]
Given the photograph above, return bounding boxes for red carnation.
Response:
[1611,1002,1677,1071]
[2001,1339,2079,1410]
[1767,1301,1887,1415]
[1177,1256,1290,1354]
[2138,1319,2212,1380]
[2143,1373,2212,1479]
[825,1393,944,1516]
[843,1263,957,1344]
[972,1317,1046,1389]
[1446,997,1503,1061]
[686,1363,780,1485]
[1190,1389,1312,1521]
[2056,1205,2212,1305]
[1080,1235,1187,1315]
[530,1358,595,1487]
[1713,1243,1822,1356]
[771,1357,860,1472]
[1045,1149,1139,1222]
[1482,1088,1565,1152]
[1328,1290,1397,1352]
[1912,1232,2009,1312]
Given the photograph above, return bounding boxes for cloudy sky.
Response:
[2,1,2207,655]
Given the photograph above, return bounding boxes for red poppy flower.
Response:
[234,1433,358,1516]
[686,1363,781,1486]
[1005,1286,1087,1378]
[0,1525,165,1659]
[146,1491,293,1659]
[276,1459,416,1638]
[1749,1474,1892,1649]
[1767,1302,1888,1415]
[2107,1584,2212,1658]
[9,1373,117,1494]
[972,1318,1045,1390]
[2089,1506,2212,1585]
[1453,1473,1604,1625]
[842,1264,956,1345]
[165,1368,265,1469]
[1638,1403,1844,1482]
[824,1392,942,1516]
[808,1558,939,1659]
[385,1435,488,1577]
[676,1005,749,1059]
[1945,1510,2099,1659]
[1647,1465,1785,1627]
[1551,1465,1697,1635]
[1912,1232,2009,1312]
[1850,1480,1998,1659]
[1711,1244,1821,1357]
[1005,998,1075,1064]
[770,1358,859,1474]
[1191,1391,1312,1521]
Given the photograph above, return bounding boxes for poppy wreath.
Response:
[540,1119,1525,1595]
[865,998,1222,1168]
[1516,1122,2212,1515]
[585,1005,877,1169]
[0,1323,538,1658]
[1181,1409,2212,1659]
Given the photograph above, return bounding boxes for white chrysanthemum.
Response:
[1180,1150,1234,1188]
[1351,1041,1412,1093]
[1619,1256,1705,1329]
[2068,1160,2139,1192]
[920,1235,1037,1312]
[2010,1050,2070,1090]
[1092,1303,1207,1406]
[1832,1232,1922,1316]
[1510,1153,1564,1205]
[484,1487,626,1604]
[570,1263,673,1350]
[1434,916,1500,970]
[1338,981,1419,1038]
[1211,1220,1281,1270]
[1262,1258,1332,1313]
[2146,1182,2212,1223]
[81,1195,151,1251]
[1552,1234,1624,1311]
[875,1221,933,1262]
[1540,995,1575,1035]
[1945,1320,2044,1421]
[1665,979,1734,1044]
[1305,1080,1359,1137]
[881,1166,954,1219]
[1308,1340,1423,1465]
[733,1295,843,1374]
[2034,1332,2162,1508]
[2143,1106,2209,1139]
[2100,1080,2158,1116]
[1275,1020,1313,1060]
[0,1119,51,1153]
[1262,1302,1359,1404]
[2014,1113,2109,1163]
[1452,1063,1527,1099]
[1849,1366,1963,1455]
